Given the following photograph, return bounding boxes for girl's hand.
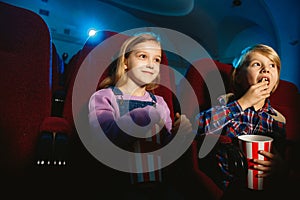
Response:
[171,113,192,135]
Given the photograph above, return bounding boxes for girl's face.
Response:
[124,40,161,86]
[240,52,279,94]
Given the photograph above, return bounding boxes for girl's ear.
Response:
[123,58,128,70]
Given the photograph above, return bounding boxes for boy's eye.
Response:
[252,62,261,67]
[155,58,161,63]
[270,64,275,68]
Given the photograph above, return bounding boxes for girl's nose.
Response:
[146,59,154,69]
[146,64,154,69]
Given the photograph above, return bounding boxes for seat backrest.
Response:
[51,43,65,93]
[0,2,52,173]
[64,49,81,91]
[178,58,233,120]
[269,79,300,178]
[51,43,66,117]
[62,31,121,132]
[269,80,300,141]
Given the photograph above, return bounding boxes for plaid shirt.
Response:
[196,94,286,139]
[195,94,286,190]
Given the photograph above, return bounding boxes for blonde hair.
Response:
[98,32,162,90]
[231,44,281,96]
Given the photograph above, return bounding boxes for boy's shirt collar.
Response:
[259,98,277,116]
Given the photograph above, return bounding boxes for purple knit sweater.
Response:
[88,87,172,148]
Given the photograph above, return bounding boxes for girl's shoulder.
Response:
[91,87,115,98]
[153,93,167,104]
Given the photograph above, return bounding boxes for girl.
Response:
[88,32,191,199]
[195,44,287,198]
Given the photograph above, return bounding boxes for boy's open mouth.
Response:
[258,77,270,85]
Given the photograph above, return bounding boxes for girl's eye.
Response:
[270,64,275,68]
[139,54,146,59]
[155,58,161,63]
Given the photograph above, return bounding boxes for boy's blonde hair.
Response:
[98,32,161,90]
[231,44,281,96]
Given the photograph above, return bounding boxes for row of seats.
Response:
[1,2,299,198]
[0,3,73,193]
[0,2,53,173]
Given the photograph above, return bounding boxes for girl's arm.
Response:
[89,90,162,148]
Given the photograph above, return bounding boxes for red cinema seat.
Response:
[178,58,233,120]
[269,79,300,188]
[0,3,73,189]
[60,31,128,171]
[0,2,52,176]
[177,58,233,199]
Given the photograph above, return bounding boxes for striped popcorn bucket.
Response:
[238,135,273,190]
[129,124,163,184]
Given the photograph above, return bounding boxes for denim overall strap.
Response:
[110,86,157,117]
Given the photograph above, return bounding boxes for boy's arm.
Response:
[195,100,243,135]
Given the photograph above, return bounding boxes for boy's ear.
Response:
[234,70,243,83]
[233,72,240,83]
[235,76,241,83]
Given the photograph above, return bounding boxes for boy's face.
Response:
[240,52,279,94]
[125,40,161,86]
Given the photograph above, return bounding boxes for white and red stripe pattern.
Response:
[238,134,273,190]
[129,124,163,184]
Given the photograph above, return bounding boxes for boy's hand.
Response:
[251,149,286,178]
[251,150,273,177]
[238,79,270,110]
